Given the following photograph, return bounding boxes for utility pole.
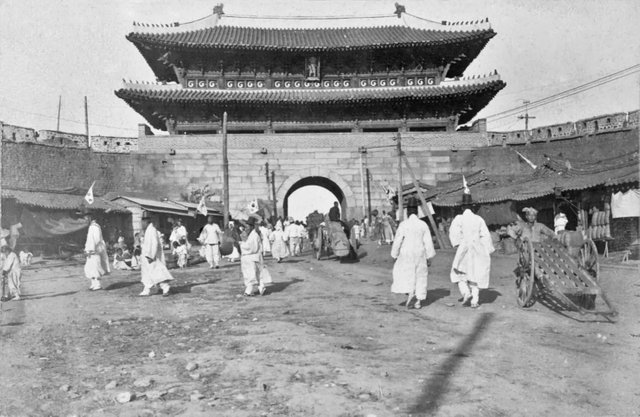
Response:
[222,112,229,228]
[271,171,278,221]
[359,147,367,219]
[517,100,536,133]
[396,133,404,222]
[366,168,372,222]
[84,96,90,148]
[265,162,270,201]
[56,95,62,131]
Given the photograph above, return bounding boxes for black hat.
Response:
[461,193,474,206]
[75,205,89,216]
[141,210,152,220]
[406,196,419,209]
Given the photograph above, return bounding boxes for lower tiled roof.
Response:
[116,78,504,105]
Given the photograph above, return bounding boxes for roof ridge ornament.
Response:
[213,3,224,18]
[394,3,406,18]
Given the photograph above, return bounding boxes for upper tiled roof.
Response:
[128,24,494,52]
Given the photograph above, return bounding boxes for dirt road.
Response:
[1,242,639,417]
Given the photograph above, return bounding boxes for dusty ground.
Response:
[1,241,639,417]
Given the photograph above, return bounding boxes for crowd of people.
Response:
[1,193,576,311]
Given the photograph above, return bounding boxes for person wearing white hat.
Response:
[81,207,110,291]
[390,197,436,309]
[139,211,173,297]
[449,193,494,309]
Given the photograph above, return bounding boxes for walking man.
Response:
[199,215,222,268]
[82,207,110,291]
[449,192,494,308]
[139,212,173,296]
[390,197,436,309]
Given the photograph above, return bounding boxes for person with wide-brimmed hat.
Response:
[240,214,272,296]
[390,196,436,309]
[449,192,494,309]
[139,211,173,296]
[80,205,110,291]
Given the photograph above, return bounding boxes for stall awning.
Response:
[111,196,189,216]
[2,188,129,213]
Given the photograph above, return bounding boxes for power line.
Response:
[0,103,138,133]
[488,69,640,124]
[484,64,640,122]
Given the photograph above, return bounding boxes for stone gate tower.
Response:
[116,4,505,219]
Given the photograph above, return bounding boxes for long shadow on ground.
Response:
[409,312,494,415]
[267,278,304,294]
[171,277,223,294]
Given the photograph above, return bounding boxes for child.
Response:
[19,248,33,266]
[2,245,21,301]
[112,247,132,271]
[173,240,188,269]
[130,247,141,270]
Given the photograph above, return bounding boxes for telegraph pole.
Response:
[84,96,90,148]
[222,112,229,228]
[517,100,536,133]
[359,147,367,219]
[271,171,278,221]
[396,133,404,222]
[265,162,270,200]
[56,95,62,131]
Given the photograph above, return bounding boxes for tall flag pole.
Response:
[514,150,538,169]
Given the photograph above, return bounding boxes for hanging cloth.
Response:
[611,189,640,218]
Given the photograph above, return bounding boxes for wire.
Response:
[484,64,640,122]
[403,12,447,25]
[0,103,138,134]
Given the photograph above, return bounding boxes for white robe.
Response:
[240,230,272,288]
[140,223,174,288]
[449,209,494,289]
[84,221,110,279]
[390,214,436,300]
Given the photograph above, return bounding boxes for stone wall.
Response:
[488,110,637,146]
[92,135,139,153]
[1,123,38,143]
[38,130,88,148]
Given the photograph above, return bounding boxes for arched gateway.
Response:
[277,171,356,220]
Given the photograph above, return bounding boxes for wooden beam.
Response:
[401,154,449,249]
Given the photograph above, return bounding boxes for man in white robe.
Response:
[198,216,222,268]
[240,216,272,296]
[449,193,494,308]
[139,212,173,296]
[82,210,110,291]
[390,198,436,309]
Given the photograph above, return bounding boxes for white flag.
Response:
[197,196,208,216]
[84,181,95,205]
[462,175,470,194]
[515,150,538,169]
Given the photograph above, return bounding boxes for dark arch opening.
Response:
[283,176,346,221]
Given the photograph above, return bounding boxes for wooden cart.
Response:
[514,237,617,316]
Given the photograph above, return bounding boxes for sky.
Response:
[1,0,639,137]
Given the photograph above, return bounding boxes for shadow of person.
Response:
[170,277,222,294]
[479,288,502,304]
[423,288,451,307]
[104,280,139,291]
[27,290,78,300]
[267,278,304,294]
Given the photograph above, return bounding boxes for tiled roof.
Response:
[117,77,504,104]
[431,153,639,206]
[116,76,505,129]
[127,25,495,52]
[2,188,129,212]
